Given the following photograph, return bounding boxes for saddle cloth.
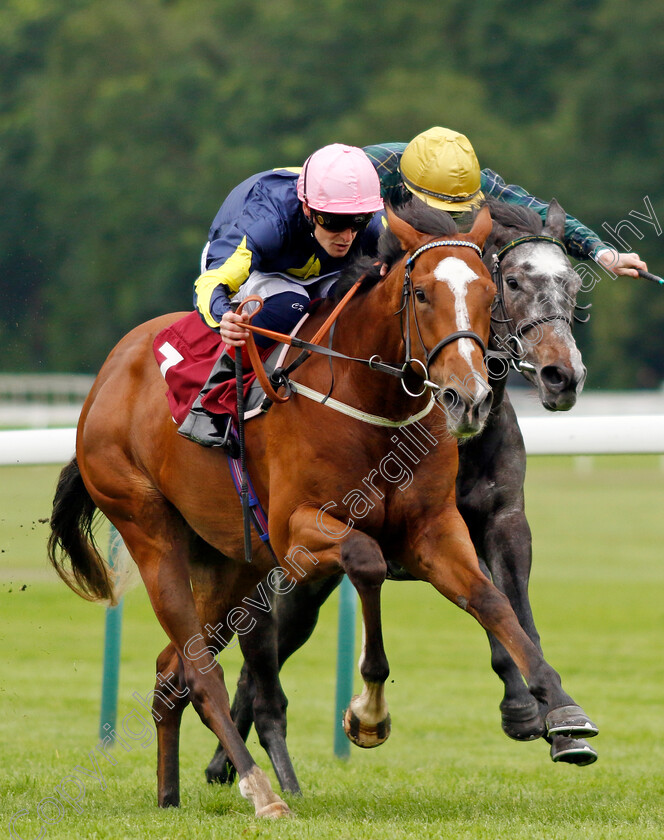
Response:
[153,311,306,424]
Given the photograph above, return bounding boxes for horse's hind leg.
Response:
[191,545,302,795]
[156,545,251,808]
[152,644,189,807]
[207,573,344,793]
[206,660,257,787]
[114,511,289,818]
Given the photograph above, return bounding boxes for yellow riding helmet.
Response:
[400,127,484,212]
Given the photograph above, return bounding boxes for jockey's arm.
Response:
[481,169,648,276]
[193,247,252,346]
[194,216,284,345]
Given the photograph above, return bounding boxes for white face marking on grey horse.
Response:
[433,256,478,368]
[509,243,585,387]
[524,246,568,277]
[510,245,573,311]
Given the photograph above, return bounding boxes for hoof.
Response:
[158,795,180,808]
[500,700,545,741]
[239,766,291,819]
[549,735,598,766]
[158,783,180,808]
[546,705,599,739]
[205,759,236,786]
[256,801,291,819]
[343,706,391,749]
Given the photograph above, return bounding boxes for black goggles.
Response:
[313,211,374,232]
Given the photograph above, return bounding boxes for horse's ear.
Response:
[543,198,566,239]
[386,205,425,253]
[467,203,492,249]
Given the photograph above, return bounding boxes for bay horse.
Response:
[48,203,595,819]
[202,198,597,795]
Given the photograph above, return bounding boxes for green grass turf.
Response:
[1,457,663,839]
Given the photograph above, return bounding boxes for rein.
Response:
[237,280,408,404]
[237,277,368,404]
[239,237,488,413]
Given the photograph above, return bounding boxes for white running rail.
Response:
[0,416,663,466]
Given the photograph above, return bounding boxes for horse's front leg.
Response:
[232,599,300,794]
[407,504,598,741]
[339,530,391,748]
[479,506,545,741]
[281,506,391,749]
[481,509,598,764]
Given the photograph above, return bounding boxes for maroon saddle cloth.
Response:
[152,311,276,424]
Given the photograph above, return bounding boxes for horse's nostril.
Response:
[441,388,460,413]
[540,365,572,392]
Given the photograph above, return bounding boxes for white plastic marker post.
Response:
[518,414,664,455]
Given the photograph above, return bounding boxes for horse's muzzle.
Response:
[539,363,587,411]
[439,383,493,438]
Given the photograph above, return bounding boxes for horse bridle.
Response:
[399,239,487,397]
[269,239,488,400]
[489,234,589,370]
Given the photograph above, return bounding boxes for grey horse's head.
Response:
[484,199,586,411]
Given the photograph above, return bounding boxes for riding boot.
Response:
[177,352,241,456]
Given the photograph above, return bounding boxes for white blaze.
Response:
[511,247,570,312]
[524,248,568,277]
[510,247,586,385]
[433,256,478,367]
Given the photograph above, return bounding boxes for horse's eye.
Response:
[505,276,519,290]
[414,288,427,303]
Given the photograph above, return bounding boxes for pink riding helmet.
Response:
[297,144,384,214]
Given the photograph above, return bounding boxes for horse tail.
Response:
[47,457,116,604]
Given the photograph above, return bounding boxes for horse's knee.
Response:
[462,576,518,629]
[177,658,229,730]
[340,532,386,590]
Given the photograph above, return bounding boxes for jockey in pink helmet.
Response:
[181,144,384,449]
[297,143,384,215]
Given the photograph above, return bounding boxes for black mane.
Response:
[482,197,544,236]
[395,196,459,238]
[456,197,546,255]
[333,198,458,300]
